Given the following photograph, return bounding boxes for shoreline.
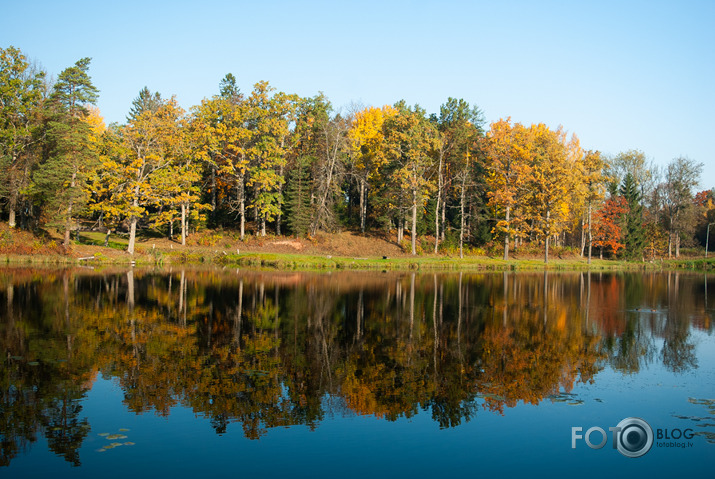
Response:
[2,249,713,272]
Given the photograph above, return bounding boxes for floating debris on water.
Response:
[96,429,136,452]
[674,398,715,444]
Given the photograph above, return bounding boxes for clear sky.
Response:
[3,0,714,189]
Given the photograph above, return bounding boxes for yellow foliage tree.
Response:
[383,102,438,255]
[484,118,532,260]
[523,124,583,263]
[90,96,187,254]
[348,105,396,233]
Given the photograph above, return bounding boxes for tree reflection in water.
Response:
[0,268,711,465]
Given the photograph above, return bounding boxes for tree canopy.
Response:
[0,45,710,260]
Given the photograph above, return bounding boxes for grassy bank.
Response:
[4,249,711,272]
[1,225,714,271]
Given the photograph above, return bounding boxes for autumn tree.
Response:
[0,46,46,229]
[192,77,251,238]
[523,124,583,263]
[150,115,208,245]
[347,105,395,233]
[32,57,99,247]
[693,189,715,250]
[92,94,186,254]
[383,102,438,255]
[582,150,606,263]
[592,196,628,258]
[484,118,531,260]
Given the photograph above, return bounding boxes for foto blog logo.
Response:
[572,417,654,458]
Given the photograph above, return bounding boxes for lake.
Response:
[1,268,713,477]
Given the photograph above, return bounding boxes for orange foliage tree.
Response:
[592,196,629,258]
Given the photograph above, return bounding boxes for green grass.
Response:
[183,251,666,272]
[78,232,127,250]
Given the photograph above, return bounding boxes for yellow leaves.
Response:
[485,118,588,249]
[348,105,395,174]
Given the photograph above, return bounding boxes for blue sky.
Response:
[3,0,714,189]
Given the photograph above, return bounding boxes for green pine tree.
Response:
[126,86,162,122]
[619,172,645,259]
[32,57,99,247]
[284,155,314,236]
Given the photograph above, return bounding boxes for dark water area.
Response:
[1,268,713,477]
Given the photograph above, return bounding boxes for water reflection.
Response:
[0,268,712,466]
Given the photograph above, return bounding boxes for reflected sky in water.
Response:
[1,268,713,477]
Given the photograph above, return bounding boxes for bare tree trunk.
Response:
[411,189,418,255]
[675,232,680,258]
[544,209,550,264]
[579,214,586,257]
[459,174,466,259]
[503,205,511,260]
[277,163,285,235]
[545,236,550,264]
[128,215,137,255]
[239,175,245,240]
[587,201,593,265]
[434,152,443,253]
[668,230,672,258]
[63,168,78,248]
[8,194,17,228]
[8,155,18,228]
[441,193,446,242]
[210,164,217,219]
[359,178,367,234]
[127,179,141,254]
[181,202,187,246]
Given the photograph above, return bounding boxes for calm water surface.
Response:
[1,268,713,477]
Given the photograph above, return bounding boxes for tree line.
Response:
[1,46,712,261]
